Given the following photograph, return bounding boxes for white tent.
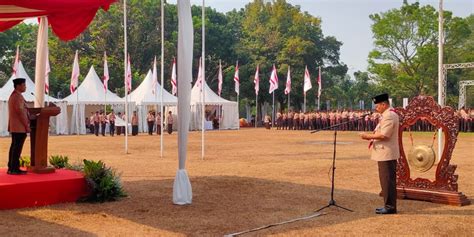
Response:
[128,70,177,133]
[190,80,239,130]
[0,61,68,136]
[63,66,132,134]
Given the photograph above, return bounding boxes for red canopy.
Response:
[0,0,115,41]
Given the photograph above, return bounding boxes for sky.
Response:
[169,0,474,76]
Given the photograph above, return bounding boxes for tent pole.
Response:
[124,0,129,154]
[201,0,205,160]
[160,0,165,158]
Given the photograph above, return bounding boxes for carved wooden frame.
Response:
[395,96,470,206]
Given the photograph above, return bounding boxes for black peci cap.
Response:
[372,93,389,104]
[13,78,26,87]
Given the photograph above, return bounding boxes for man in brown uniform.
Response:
[166,111,174,134]
[131,111,139,136]
[7,78,29,175]
[360,93,399,214]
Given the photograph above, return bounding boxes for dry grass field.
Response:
[0,128,472,236]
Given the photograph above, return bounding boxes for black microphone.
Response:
[31,92,47,107]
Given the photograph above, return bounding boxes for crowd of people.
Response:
[261,108,474,132]
[85,110,175,136]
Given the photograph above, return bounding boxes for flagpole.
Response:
[255,94,258,128]
[75,50,79,135]
[160,0,165,158]
[124,0,129,154]
[272,91,275,128]
[201,0,205,160]
[304,93,306,113]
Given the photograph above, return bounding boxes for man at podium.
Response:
[7,78,29,175]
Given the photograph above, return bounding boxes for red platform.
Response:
[0,168,88,210]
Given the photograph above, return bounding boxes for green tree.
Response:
[368,2,471,106]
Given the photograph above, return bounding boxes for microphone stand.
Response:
[311,113,371,213]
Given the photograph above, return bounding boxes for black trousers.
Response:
[156,125,161,135]
[8,133,27,171]
[378,160,397,210]
[94,122,99,136]
[132,125,139,136]
[109,122,115,136]
[148,121,154,135]
[167,124,173,134]
[101,122,106,136]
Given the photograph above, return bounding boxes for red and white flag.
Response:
[103,52,109,92]
[303,65,312,94]
[318,66,322,98]
[70,50,80,94]
[45,49,51,94]
[125,54,132,93]
[269,64,278,94]
[196,57,203,90]
[152,56,158,95]
[218,60,223,96]
[12,46,19,77]
[171,58,177,95]
[254,65,260,95]
[284,66,291,95]
[234,61,239,95]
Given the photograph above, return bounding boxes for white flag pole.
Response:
[272,91,275,128]
[304,93,306,113]
[160,0,165,158]
[255,93,258,128]
[201,0,205,160]
[123,0,129,154]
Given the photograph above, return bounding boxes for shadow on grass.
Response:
[4,176,443,236]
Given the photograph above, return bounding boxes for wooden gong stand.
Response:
[395,96,470,206]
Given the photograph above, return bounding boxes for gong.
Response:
[407,145,436,172]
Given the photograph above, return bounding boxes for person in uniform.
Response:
[100,111,106,136]
[264,114,271,129]
[131,111,139,136]
[156,112,162,135]
[166,111,174,134]
[93,111,100,136]
[88,112,95,134]
[108,110,116,136]
[147,111,155,135]
[7,78,30,175]
[359,93,399,215]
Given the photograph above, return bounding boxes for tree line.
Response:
[0,0,472,111]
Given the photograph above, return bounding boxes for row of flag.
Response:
[13,47,321,99]
[226,62,322,98]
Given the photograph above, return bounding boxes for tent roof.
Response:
[191,79,237,105]
[0,61,59,102]
[128,70,177,105]
[0,0,115,41]
[63,66,124,105]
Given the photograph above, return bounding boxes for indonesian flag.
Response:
[103,52,109,92]
[318,66,322,98]
[196,57,203,90]
[269,64,278,94]
[171,58,177,95]
[12,46,19,77]
[45,49,51,94]
[218,60,223,96]
[125,54,132,93]
[254,65,260,95]
[303,65,312,94]
[70,50,80,94]
[284,66,291,95]
[234,61,239,95]
[152,56,158,95]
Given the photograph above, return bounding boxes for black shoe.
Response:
[7,169,27,175]
[375,208,397,214]
[375,207,384,212]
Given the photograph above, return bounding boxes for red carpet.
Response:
[0,168,88,210]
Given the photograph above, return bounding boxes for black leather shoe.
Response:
[375,207,384,212]
[375,208,397,214]
[7,170,27,175]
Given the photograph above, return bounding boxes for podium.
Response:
[27,105,60,174]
